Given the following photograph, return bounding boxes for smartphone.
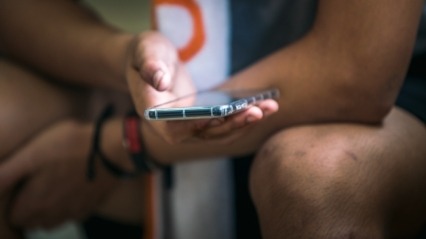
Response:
[144,88,280,120]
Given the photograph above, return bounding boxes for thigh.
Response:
[250,107,426,238]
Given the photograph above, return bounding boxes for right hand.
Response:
[0,120,119,229]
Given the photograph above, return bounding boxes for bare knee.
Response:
[250,126,362,199]
[249,126,385,238]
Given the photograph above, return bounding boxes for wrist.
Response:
[90,105,162,180]
[101,117,135,172]
[100,32,135,92]
[87,105,136,180]
[62,120,120,187]
[122,111,164,171]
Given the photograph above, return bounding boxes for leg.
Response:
[250,108,426,239]
[0,60,83,238]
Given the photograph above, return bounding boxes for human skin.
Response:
[0,0,425,238]
[0,60,141,234]
[1,0,422,135]
[0,60,83,238]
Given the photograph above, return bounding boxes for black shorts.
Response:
[396,76,426,123]
[396,53,426,124]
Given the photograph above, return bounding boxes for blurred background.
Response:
[83,0,150,33]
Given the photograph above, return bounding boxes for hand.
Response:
[125,31,279,144]
[0,120,119,229]
[0,195,21,239]
[194,98,279,141]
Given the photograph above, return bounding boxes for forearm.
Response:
[145,0,425,163]
[82,0,425,165]
[223,0,424,126]
[98,115,256,165]
[0,0,134,91]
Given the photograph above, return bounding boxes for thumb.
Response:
[0,146,35,195]
[131,32,178,91]
[141,60,172,92]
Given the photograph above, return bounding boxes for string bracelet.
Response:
[122,110,164,172]
[87,105,140,180]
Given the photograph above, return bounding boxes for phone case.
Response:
[144,88,279,120]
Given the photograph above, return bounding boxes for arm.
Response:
[142,0,425,161]
[0,118,137,229]
[224,0,423,125]
[196,0,424,141]
[0,0,133,91]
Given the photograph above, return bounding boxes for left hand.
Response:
[0,120,119,229]
[193,98,279,142]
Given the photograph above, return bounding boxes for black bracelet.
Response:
[86,105,139,180]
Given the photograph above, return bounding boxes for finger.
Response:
[128,72,175,115]
[9,177,46,228]
[205,125,255,145]
[141,60,172,91]
[9,177,68,230]
[230,107,264,125]
[13,210,61,231]
[146,118,213,144]
[132,33,178,91]
[35,204,68,230]
[256,99,280,117]
[202,99,279,135]
[200,107,264,138]
[204,99,279,132]
[161,120,208,144]
[0,147,36,195]
[197,100,279,142]
[12,212,43,231]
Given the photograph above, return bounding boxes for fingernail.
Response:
[153,70,164,90]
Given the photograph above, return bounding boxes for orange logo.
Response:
[152,0,206,62]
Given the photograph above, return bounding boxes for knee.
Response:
[249,125,363,213]
[248,126,387,237]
